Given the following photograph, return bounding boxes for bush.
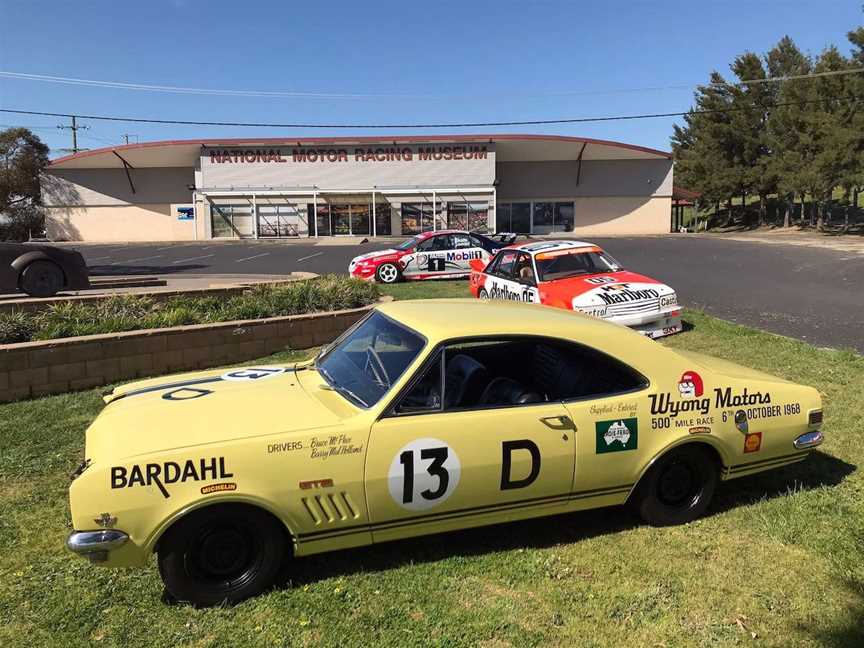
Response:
[0,276,379,345]
[0,311,38,344]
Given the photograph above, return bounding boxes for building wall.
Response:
[41,168,197,242]
[496,159,673,199]
[45,204,198,242]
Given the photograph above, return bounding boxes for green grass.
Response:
[0,293,862,647]
[0,275,379,344]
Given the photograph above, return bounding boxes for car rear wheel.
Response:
[19,260,64,297]
[631,445,718,526]
[375,263,401,284]
[157,504,288,607]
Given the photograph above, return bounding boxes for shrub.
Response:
[0,311,38,344]
[0,276,380,344]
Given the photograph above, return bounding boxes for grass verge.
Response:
[0,285,861,647]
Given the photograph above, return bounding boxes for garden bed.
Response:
[0,275,378,344]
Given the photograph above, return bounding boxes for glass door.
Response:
[350,204,370,236]
[331,204,351,235]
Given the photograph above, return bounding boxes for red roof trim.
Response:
[49,133,672,166]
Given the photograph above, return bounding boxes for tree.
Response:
[729,52,776,225]
[671,72,741,225]
[765,36,812,227]
[0,128,50,240]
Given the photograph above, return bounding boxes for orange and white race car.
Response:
[469,240,682,339]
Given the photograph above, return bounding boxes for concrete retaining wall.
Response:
[0,305,372,403]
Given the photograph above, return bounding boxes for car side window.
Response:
[515,252,535,285]
[394,350,443,414]
[391,337,647,416]
[494,250,519,278]
[429,234,452,251]
[469,234,487,250]
[452,234,472,249]
[416,237,435,252]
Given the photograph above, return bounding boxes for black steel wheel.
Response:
[19,260,64,297]
[157,504,287,607]
[632,445,718,526]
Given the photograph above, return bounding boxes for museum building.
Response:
[42,134,674,241]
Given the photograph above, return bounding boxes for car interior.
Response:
[395,338,646,413]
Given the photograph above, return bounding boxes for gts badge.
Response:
[110,457,233,499]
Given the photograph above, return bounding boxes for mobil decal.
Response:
[110,457,233,499]
[445,249,482,262]
[596,283,660,305]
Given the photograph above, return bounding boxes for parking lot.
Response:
[65,235,864,353]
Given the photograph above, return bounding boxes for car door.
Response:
[364,340,575,544]
[448,232,485,274]
[482,249,540,303]
[407,233,452,278]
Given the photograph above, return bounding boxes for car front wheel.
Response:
[19,260,64,297]
[157,504,288,607]
[375,263,401,284]
[631,445,718,526]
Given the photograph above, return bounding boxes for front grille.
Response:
[605,298,660,317]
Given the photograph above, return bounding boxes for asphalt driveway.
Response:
[66,236,864,353]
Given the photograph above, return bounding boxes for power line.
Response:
[1,68,863,100]
[0,97,860,130]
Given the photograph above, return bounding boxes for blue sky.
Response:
[0,0,861,156]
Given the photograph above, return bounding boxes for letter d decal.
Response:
[500,440,541,490]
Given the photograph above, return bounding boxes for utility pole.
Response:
[57,115,89,154]
[122,133,138,145]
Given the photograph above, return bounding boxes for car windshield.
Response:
[535,248,623,282]
[315,311,425,408]
[395,237,420,251]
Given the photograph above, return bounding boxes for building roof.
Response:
[48,134,672,169]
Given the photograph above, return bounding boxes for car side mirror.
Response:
[734,410,748,434]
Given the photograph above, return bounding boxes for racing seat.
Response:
[443,354,489,409]
[532,344,591,400]
[478,377,544,406]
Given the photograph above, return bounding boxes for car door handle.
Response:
[539,415,575,431]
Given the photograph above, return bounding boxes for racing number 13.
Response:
[399,447,449,504]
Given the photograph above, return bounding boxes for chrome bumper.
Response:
[794,431,824,450]
[66,529,129,563]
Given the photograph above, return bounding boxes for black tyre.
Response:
[478,288,489,299]
[631,445,718,526]
[19,260,64,297]
[157,504,288,607]
[375,262,401,284]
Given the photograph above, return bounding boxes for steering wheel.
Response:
[365,347,391,388]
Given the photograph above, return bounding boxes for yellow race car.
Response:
[66,300,824,606]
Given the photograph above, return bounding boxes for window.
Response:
[375,203,392,236]
[514,252,536,285]
[391,337,646,414]
[211,204,254,238]
[447,202,489,232]
[532,202,574,233]
[401,203,434,235]
[452,233,472,249]
[534,248,623,282]
[258,203,301,237]
[492,249,519,278]
[316,312,425,408]
[417,234,451,252]
[497,203,531,233]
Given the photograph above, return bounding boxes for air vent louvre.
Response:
[301,491,360,525]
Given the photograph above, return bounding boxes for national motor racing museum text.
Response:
[208,145,490,164]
